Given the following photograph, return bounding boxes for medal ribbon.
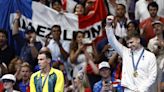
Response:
[131,49,144,72]
[40,73,49,92]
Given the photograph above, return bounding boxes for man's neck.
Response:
[41,66,51,75]
[117,16,126,21]
[132,45,143,52]
[22,79,29,85]
[102,76,111,81]
[151,16,159,21]
[157,34,163,40]
[6,88,13,92]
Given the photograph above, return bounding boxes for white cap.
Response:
[152,21,163,26]
[1,74,16,83]
[98,61,110,70]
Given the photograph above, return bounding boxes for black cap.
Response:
[25,24,35,34]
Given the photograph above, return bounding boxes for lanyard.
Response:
[131,49,144,71]
[40,73,49,89]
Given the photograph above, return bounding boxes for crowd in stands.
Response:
[0,0,164,92]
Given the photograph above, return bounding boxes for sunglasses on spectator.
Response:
[2,79,14,83]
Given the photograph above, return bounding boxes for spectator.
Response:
[106,22,157,91]
[74,3,85,15]
[113,4,127,38]
[84,46,100,90]
[70,31,99,89]
[0,29,15,66]
[93,61,114,92]
[1,74,20,92]
[8,57,23,81]
[140,1,164,46]
[69,31,87,77]
[12,11,42,70]
[19,62,32,92]
[127,20,139,33]
[47,25,71,81]
[20,25,42,69]
[47,25,69,62]
[135,0,153,22]
[108,52,124,91]
[51,0,63,12]
[84,0,95,15]
[148,21,164,64]
[30,50,64,92]
[107,0,127,16]
[72,72,91,92]
[147,21,164,92]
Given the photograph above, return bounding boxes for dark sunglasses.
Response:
[2,79,14,83]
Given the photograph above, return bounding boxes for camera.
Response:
[82,38,92,45]
[105,81,111,84]
[82,38,93,53]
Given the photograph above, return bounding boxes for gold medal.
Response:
[133,71,138,77]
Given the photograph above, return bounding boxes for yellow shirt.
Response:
[30,68,64,92]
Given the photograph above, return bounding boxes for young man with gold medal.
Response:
[105,16,157,92]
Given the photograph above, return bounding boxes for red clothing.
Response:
[85,87,92,92]
[26,86,30,92]
[86,64,98,74]
[140,17,164,45]
[93,30,107,45]
[111,63,122,87]
[0,82,4,92]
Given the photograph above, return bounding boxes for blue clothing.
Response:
[20,41,42,70]
[162,72,164,82]
[93,80,103,92]
[96,38,109,61]
[13,31,42,70]
[13,31,25,55]
[19,82,29,92]
[96,38,108,53]
[93,80,123,92]
[20,42,42,62]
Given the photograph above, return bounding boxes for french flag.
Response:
[0,0,108,44]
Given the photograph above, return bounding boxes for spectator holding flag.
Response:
[51,0,63,12]
[12,11,42,70]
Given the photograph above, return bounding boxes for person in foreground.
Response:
[1,74,20,92]
[30,50,64,92]
[93,61,114,92]
[105,17,157,92]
